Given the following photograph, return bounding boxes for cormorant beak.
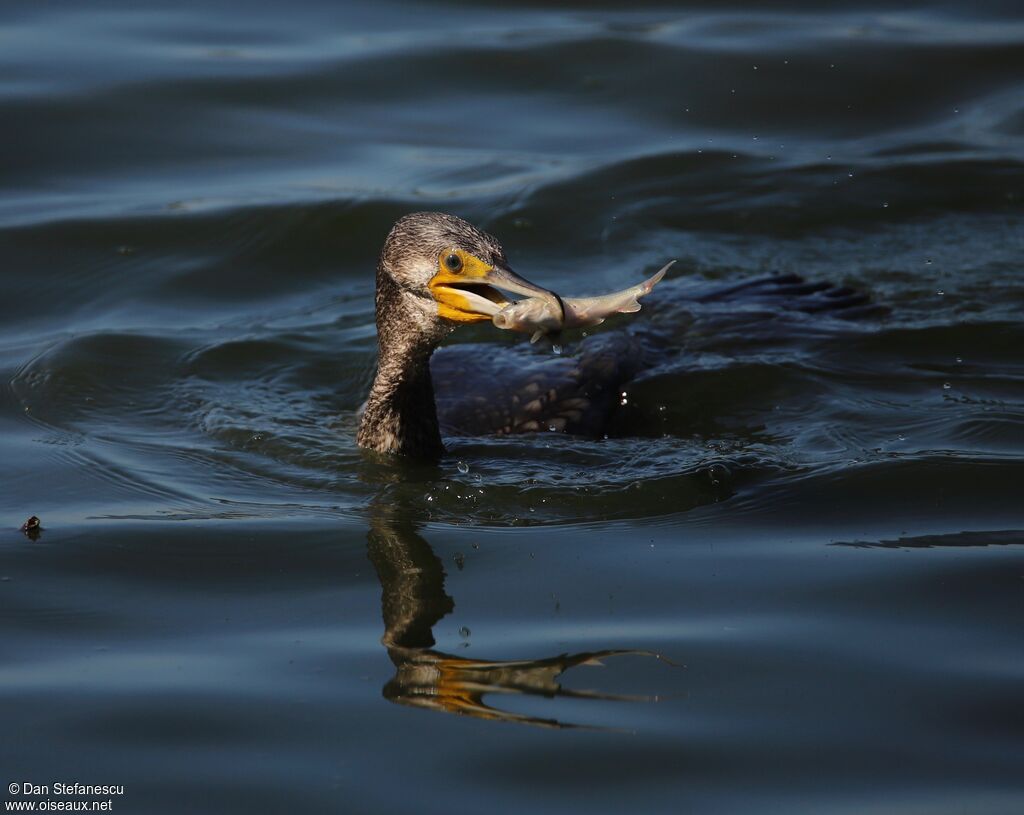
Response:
[429,256,560,324]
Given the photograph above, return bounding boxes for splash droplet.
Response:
[456,460,469,475]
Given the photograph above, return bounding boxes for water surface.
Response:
[2,2,1023,813]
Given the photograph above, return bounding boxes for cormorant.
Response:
[357,211,874,458]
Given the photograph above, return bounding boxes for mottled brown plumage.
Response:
[432,332,648,438]
[357,212,550,458]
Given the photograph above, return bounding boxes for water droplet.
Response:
[936,289,945,296]
[943,382,951,390]
[882,202,889,208]
[551,343,562,355]
[753,65,758,70]
[707,462,732,486]
[955,356,963,363]
[459,626,471,639]
[826,154,832,160]
[924,258,932,265]
[456,460,469,475]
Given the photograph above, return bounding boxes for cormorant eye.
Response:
[444,253,463,273]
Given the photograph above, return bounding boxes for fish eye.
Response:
[444,253,463,273]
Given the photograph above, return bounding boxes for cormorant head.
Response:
[376,212,559,344]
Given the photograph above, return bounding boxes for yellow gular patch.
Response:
[436,299,491,323]
[428,248,496,322]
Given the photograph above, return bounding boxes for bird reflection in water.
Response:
[366,506,668,728]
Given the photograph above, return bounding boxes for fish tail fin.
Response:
[640,260,675,294]
[620,261,674,314]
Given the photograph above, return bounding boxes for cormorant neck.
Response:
[357,278,449,459]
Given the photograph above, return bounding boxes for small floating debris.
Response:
[21,516,41,541]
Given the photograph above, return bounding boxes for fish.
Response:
[492,261,674,343]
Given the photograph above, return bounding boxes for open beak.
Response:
[429,262,560,324]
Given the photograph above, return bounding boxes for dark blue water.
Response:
[2,2,1023,813]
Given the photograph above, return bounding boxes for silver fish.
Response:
[492,261,674,343]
